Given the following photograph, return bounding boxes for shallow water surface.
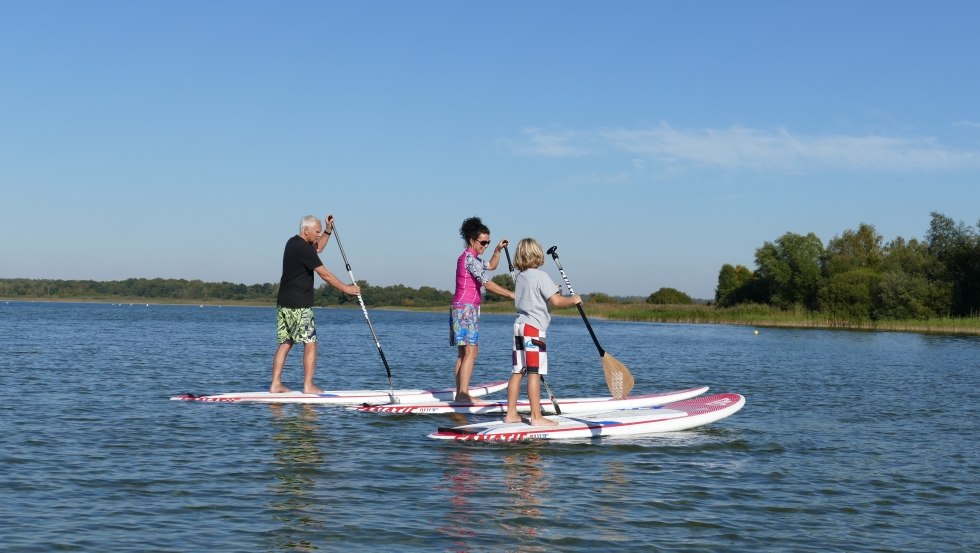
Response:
[1,302,977,551]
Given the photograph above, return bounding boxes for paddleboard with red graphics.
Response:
[428,393,745,441]
[356,386,709,415]
[171,380,507,405]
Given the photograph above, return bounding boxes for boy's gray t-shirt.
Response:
[515,267,560,331]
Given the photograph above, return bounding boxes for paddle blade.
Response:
[602,353,634,399]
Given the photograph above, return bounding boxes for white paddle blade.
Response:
[602,353,634,399]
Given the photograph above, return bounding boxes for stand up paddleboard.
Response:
[428,393,745,441]
[356,386,709,415]
[171,380,507,405]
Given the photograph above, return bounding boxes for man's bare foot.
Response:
[454,392,473,402]
[303,385,323,395]
[270,383,292,393]
[503,415,523,424]
[529,417,559,427]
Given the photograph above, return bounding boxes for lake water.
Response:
[1,301,977,552]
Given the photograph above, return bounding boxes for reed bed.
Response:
[493,301,980,335]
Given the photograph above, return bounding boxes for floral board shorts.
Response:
[277,306,318,344]
[450,303,480,346]
[513,322,548,375]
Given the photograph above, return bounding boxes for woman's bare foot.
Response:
[503,415,523,424]
[529,417,559,427]
[303,385,323,395]
[270,383,292,393]
[454,392,473,402]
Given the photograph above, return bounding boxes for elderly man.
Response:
[270,214,360,394]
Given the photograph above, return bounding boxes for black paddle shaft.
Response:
[547,246,606,357]
[331,221,394,391]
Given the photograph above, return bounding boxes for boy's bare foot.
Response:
[529,417,559,427]
[270,384,292,393]
[454,392,473,402]
[503,415,522,424]
[303,385,323,395]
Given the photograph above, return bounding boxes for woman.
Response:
[451,216,515,402]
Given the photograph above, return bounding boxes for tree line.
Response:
[4,211,976,321]
[0,273,627,308]
[714,212,980,319]
[0,278,280,303]
[0,277,456,307]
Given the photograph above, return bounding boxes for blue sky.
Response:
[2,1,978,299]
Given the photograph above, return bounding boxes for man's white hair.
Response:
[299,215,320,233]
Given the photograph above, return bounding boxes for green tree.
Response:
[588,292,617,304]
[715,263,757,306]
[822,223,883,275]
[876,236,950,319]
[818,223,884,318]
[926,212,980,315]
[646,287,693,305]
[484,274,515,303]
[874,271,935,319]
[754,232,824,310]
[818,268,879,321]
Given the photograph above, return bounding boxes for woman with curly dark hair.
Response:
[450,216,515,401]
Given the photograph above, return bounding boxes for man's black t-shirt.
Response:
[276,235,324,308]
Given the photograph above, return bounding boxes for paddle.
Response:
[329,217,396,402]
[504,244,562,415]
[547,246,634,399]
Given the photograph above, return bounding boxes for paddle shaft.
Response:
[330,221,394,395]
[547,247,606,357]
[505,244,561,415]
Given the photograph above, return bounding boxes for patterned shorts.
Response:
[277,306,318,344]
[513,322,548,375]
[450,304,480,346]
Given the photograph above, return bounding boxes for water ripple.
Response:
[1,303,977,552]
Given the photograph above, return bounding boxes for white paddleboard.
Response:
[355,386,709,415]
[428,393,745,441]
[171,380,507,405]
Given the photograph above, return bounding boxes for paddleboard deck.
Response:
[170,380,507,405]
[428,393,745,441]
[355,386,709,415]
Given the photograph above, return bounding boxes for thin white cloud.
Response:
[514,127,590,157]
[515,124,980,172]
[953,119,980,129]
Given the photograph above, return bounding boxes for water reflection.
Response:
[436,448,484,552]
[595,458,629,543]
[435,445,551,552]
[268,404,324,552]
[500,448,548,552]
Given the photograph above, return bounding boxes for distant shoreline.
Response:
[5,296,978,336]
[0,297,276,307]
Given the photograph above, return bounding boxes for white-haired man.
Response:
[270,214,360,394]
